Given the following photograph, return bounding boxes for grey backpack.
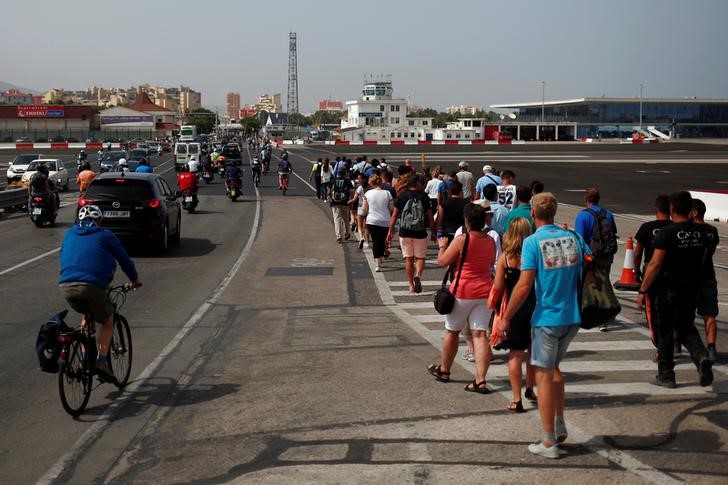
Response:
[400,197,425,232]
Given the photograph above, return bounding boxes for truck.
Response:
[179,125,197,142]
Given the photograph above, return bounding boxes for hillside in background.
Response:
[0,80,42,95]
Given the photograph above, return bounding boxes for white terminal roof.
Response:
[491,97,728,109]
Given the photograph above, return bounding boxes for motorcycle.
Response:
[29,194,58,227]
[226,180,241,201]
[181,189,198,213]
[201,166,214,184]
[216,157,227,177]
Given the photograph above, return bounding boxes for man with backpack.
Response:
[330,170,354,243]
[575,187,618,331]
[387,175,436,293]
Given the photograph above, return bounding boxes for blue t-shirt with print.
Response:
[521,224,589,327]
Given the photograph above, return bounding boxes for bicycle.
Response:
[279,172,290,195]
[252,166,261,187]
[57,284,134,417]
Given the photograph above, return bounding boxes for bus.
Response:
[179,125,197,142]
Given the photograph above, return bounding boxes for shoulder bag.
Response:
[433,233,470,315]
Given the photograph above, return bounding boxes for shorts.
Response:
[400,236,428,259]
[445,298,492,332]
[60,283,113,324]
[530,325,579,369]
[357,207,366,217]
[696,279,719,317]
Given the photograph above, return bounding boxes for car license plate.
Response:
[32,207,42,215]
[104,210,130,218]
[184,196,193,203]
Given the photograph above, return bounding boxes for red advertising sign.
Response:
[16,105,65,118]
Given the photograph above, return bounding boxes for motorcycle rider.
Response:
[135,159,153,173]
[157,144,163,156]
[177,162,199,206]
[250,155,262,183]
[116,158,130,173]
[225,163,243,195]
[28,163,59,211]
[76,161,96,194]
[188,155,200,174]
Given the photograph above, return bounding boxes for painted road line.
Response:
[391,290,435,297]
[0,247,60,276]
[412,314,444,323]
[38,184,263,484]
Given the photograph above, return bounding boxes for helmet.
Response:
[118,158,127,166]
[37,163,49,174]
[81,162,91,171]
[80,149,86,153]
[78,204,103,225]
[190,155,198,161]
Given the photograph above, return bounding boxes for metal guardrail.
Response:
[0,188,27,212]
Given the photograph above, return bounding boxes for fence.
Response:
[0,128,157,143]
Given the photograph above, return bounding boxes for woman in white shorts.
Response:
[352,172,370,249]
[428,202,497,394]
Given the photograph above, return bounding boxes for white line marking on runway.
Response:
[38,184,263,484]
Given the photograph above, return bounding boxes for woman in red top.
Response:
[428,203,497,393]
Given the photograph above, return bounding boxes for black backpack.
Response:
[586,208,618,261]
[35,310,69,373]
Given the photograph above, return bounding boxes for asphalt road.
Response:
[1,143,726,483]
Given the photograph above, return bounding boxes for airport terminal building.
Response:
[490,97,728,140]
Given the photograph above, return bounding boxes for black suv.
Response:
[80,172,181,252]
[221,143,242,165]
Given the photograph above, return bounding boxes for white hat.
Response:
[483,164,493,172]
[458,161,468,168]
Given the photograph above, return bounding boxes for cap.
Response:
[483,164,492,172]
[473,198,492,213]
[458,161,468,168]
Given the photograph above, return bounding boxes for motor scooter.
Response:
[29,193,58,227]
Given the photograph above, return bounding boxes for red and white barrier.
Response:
[331,139,513,146]
[0,142,122,150]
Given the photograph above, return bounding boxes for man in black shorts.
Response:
[637,191,713,388]
[692,198,719,362]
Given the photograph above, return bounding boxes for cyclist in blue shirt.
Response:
[59,205,142,378]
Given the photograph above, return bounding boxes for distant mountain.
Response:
[0,80,42,95]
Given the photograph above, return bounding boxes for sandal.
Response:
[464,379,490,394]
[525,387,538,402]
[427,364,450,382]
[508,400,525,413]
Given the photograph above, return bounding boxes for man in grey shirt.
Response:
[456,161,476,200]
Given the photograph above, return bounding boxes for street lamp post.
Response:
[541,81,545,122]
[639,83,643,130]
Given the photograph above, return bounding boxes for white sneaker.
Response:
[375,266,381,272]
[363,242,370,249]
[528,441,559,459]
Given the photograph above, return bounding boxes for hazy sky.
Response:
[4,0,727,112]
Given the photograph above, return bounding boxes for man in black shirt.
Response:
[692,198,720,362]
[637,191,713,388]
[633,195,672,353]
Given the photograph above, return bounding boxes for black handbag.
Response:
[433,233,469,315]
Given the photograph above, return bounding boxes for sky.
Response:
[4,0,728,112]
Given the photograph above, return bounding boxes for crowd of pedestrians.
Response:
[310,154,720,459]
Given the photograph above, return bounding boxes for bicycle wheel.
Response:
[58,336,93,417]
[110,314,133,388]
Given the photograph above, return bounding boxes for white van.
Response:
[174,142,201,170]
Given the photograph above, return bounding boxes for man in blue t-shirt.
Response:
[475,164,502,199]
[496,192,589,460]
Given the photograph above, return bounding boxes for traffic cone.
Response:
[614,236,640,291]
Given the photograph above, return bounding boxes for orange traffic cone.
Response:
[614,236,640,290]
